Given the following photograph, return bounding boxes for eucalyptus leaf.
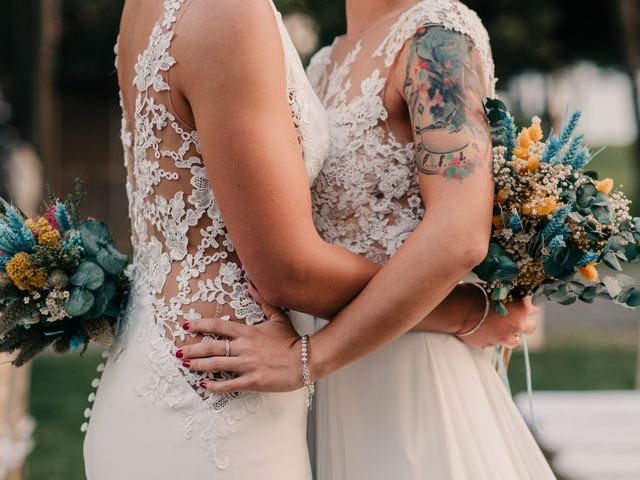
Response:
[532,288,546,306]
[557,294,577,305]
[567,212,584,223]
[96,243,129,275]
[491,286,509,302]
[85,280,117,319]
[603,252,623,271]
[79,220,112,256]
[70,261,105,291]
[577,183,597,208]
[626,289,640,307]
[64,288,95,317]
[625,244,639,262]
[560,190,577,205]
[591,205,611,225]
[602,276,623,298]
[616,274,636,288]
[495,302,509,317]
[579,285,600,303]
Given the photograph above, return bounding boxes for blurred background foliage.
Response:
[0,1,639,479]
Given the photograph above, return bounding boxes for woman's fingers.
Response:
[248,282,283,321]
[179,339,239,359]
[185,355,247,373]
[185,317,245,338]
[201,376,255,395]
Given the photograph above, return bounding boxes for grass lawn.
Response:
[23,344,638,480]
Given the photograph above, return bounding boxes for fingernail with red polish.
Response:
[183,322,190,331]
[199,381,207,389]
[182,360,191,368]
[176,349,183,359]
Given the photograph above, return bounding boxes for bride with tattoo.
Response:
[176,0,558,478]
[85,0,552,478]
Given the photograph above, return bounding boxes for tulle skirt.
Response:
[315,330,556,480]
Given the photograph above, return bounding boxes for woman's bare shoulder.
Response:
[182,0,280,49]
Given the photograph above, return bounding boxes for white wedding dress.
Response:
[308,1,557,478]
[83,1,328,478]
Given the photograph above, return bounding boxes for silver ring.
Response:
[224,339,231,357]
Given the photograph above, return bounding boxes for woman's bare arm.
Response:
[173,0,379,318]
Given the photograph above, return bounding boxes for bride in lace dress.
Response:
[176,0,557,479]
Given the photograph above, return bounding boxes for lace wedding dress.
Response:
[308,1,556,478]
[83,1,327,478]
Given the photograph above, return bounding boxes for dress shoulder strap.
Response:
[306,45,333,92]
[374,0,496,94]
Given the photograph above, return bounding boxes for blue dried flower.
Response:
[508,211,524,233]
[69,335,86,351]
[559,111,582,147]
[55,202,73,234]
[543,135,562,163]
[542,205,572,243]
[503,115,517,157]
[572,147,591,170]
[547,235,567,257]
[579,251,600,266]
[561,134,585,166]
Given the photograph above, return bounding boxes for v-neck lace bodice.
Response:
[308,0,494,264]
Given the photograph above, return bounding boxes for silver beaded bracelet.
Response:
[301,335,315,409]
[456,282,490,338]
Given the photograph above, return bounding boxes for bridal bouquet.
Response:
[0,182,130,365]
[475,99,640,316]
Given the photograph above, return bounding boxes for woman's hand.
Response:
[459,297,540,349]
[177,285,303,394]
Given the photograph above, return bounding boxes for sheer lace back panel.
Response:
[114,0,328,467]
[308,0,495,264]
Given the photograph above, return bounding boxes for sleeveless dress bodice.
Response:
[308,0,495,264]
[84,1,327,476]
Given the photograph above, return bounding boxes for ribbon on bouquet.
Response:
[496,338,542,435]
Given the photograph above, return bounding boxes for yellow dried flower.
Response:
[514,145,530,160]
[596,178,613,194]
[38,229,61,247]
[526,155,540,172]
[522,203,532,215]
[496,189,510,205]
[518,128,532,148]
[25,219,37,234]
[6,252,47,292]
[492,215,503,229]
[528,119,543,142]
[578,263,599,282]
[536,196,558,216]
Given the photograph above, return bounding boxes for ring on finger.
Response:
[224,338,231,357]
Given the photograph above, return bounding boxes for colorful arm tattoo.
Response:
[403,26,490,181]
